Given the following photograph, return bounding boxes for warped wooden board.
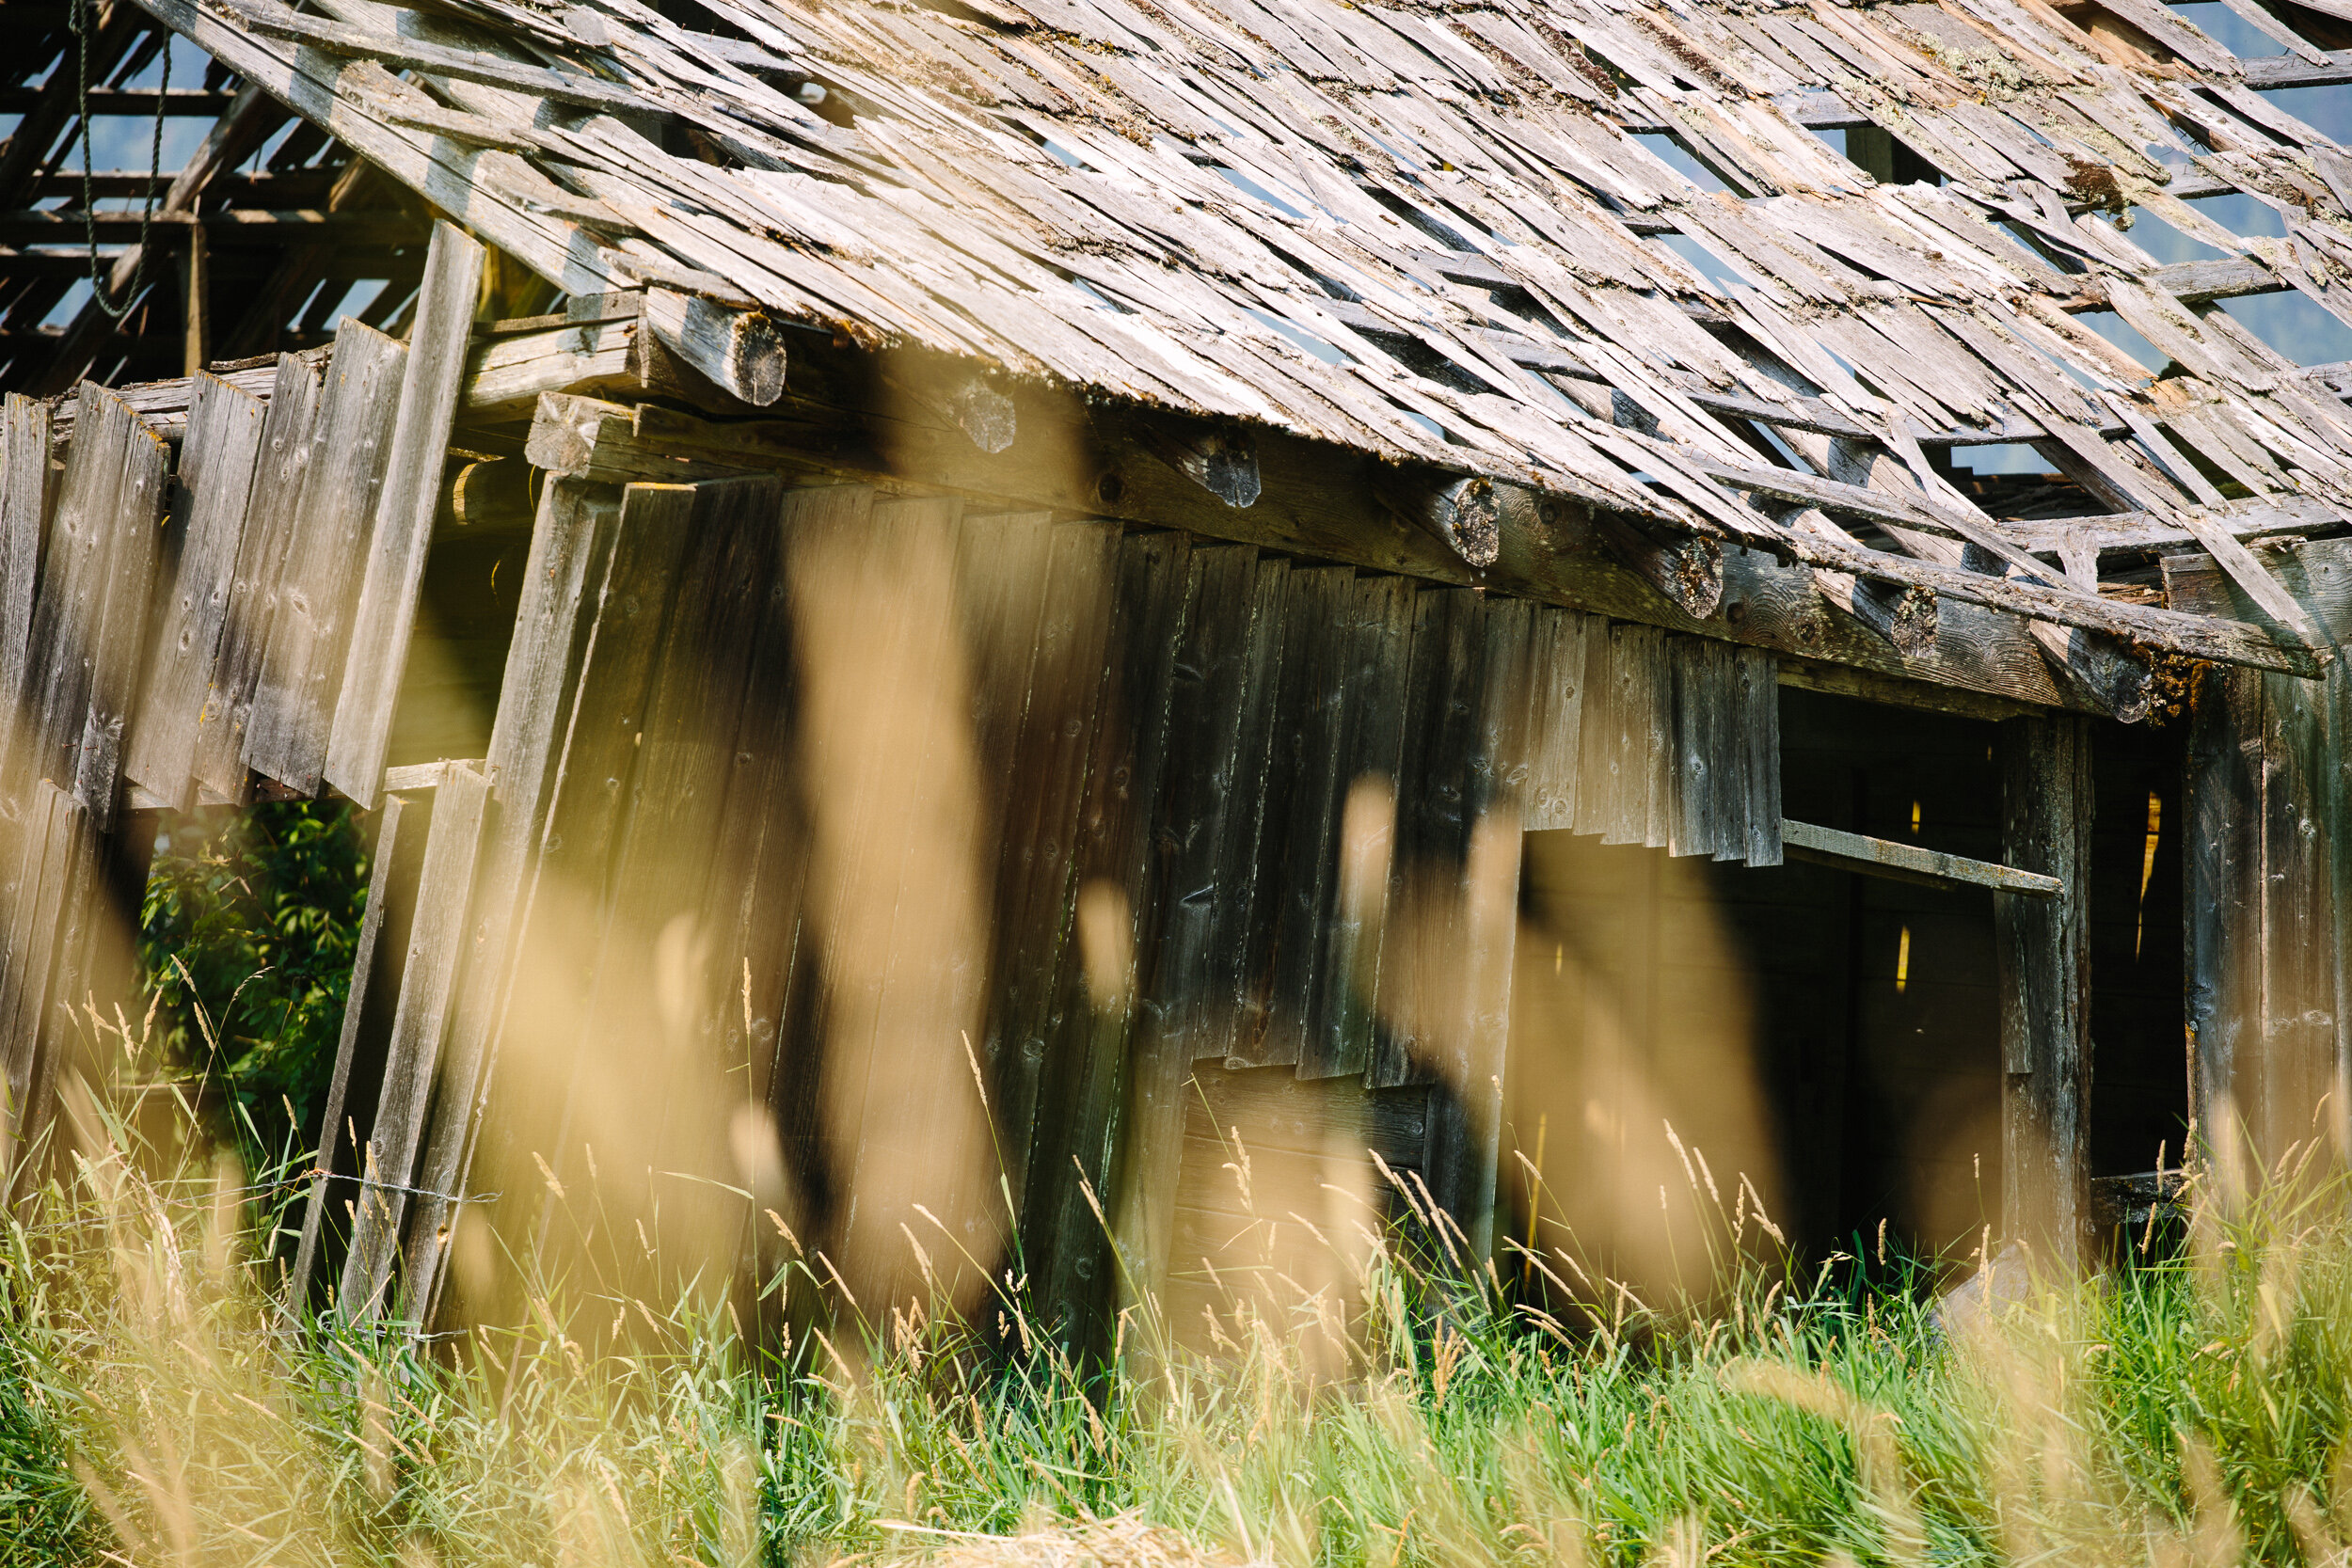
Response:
[125,373,267,815]
[193,351,325,807]
[244,319,407,798]
[339,760,491,1322]
[326,220,489,810]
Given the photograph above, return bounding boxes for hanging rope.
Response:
[72,0,169,323]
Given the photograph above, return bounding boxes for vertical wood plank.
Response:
[1738,647,1784,866]
[2184,661,2263,1174]
[1572,619,1616,840]
[288,789,431,1311]
[2259,661,2342,1170]
[469,482,702,1299]
[1372,588,1483,1091]
[125,374,267,815]
[339,761,492,1320]
[1029,527,1190,1353]
[1995,715,2092,1262]
[1709,640,1754,863]
[1212,556,1290,1066]
[1300,573,1416,1081]
[404,480,672,1322]
[1147,545,1264,1067]
[326,223,491,809]
[985,518,1118,1206]
[245,320,408,797]
[19,386,129,801]
[1257,567,1354,1070]
[1521,608,1587,833]
[0,394,53,808]
[0,783,83,1174]
[1667,636,1722,861]
[72,404,171,830]
[1097,531,1204,1331]
[193,351,325,806]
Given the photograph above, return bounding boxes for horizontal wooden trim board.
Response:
[1779,818,2065,898]
[380,759,486,794]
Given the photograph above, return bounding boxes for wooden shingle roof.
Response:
[128,0,2352,706]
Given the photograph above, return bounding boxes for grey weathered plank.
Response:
[1994,716,2091,1262]
[401,479,637,1324]
[1736,646,1783,866]
[0,783,83,1175]
[339,760,491,1321]
[193,351,326,806]
[287,787,431,1312]
[244,319,408,798]
[0,395,53,814]
[124,374,267,815]
[17,387,130,803]
[1667,635,1724,861]
[1781,817,2063,896]
[326,222,489,809]
[1520,607,1588,833]
[71,400,171,830]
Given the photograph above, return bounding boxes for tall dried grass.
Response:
[13,1030,2352,1568]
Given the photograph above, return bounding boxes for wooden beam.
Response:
[1379,471,1509,567]
[1782,816,2063,896]
[1594,511,1723,620]
[1136,423,1262,509]
[522,388,2110,713]
[1995,715,2092,1264]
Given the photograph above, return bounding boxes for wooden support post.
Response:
[183,223,210,378]
[1995,715,2092,1264]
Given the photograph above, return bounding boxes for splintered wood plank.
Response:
[245,319,408,798]
[0,395,53,810]
[288,787,431,1314]
[1737,646,1783,866]
[0,782,83,1173]
[1300,572,1416,1082]
[72,399,170,830]
[17,387,130,804]
[1520,608,1588,833]
[194,351,326,806]
[1147,545,1265,1068]
[403,458,636,1320]
[1255,567,1354,1070]
[125,374,267,815]
[326,222,490,810]
[339,759,491,1322]
[1208,554,1290,1067]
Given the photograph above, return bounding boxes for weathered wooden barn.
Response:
[4,0,2352,1338]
